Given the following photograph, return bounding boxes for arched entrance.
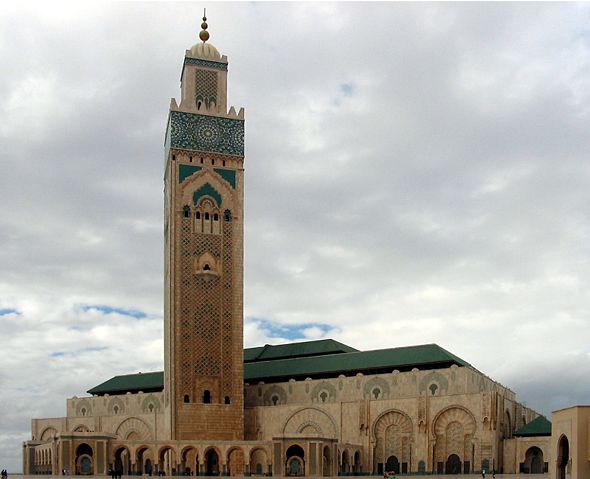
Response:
[446,454,461,474]
[372,410,413,475]
[227,448,245,476]
[114,446,131,475]
[433,408,475,475]
[286,445,305,476]
[250,448,268,476]
[353,451,361,474]
[524,447,543,473]
[385,456,400,475]
[181,447,198,476]
[557,435,569,479]
[137,447,154,476]
[158,447,177,476]
[322,446,331,476]
[75,443,94,475]
[205,449,220,476]
[341,450,350,474]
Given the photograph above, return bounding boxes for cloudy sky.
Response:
[1,1,590,472]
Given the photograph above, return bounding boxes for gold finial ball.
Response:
[201,21,208,30]
[199,30,210,42]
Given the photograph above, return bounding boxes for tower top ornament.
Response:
[199,9,210,43]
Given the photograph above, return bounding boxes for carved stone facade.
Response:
[24,360,550,476]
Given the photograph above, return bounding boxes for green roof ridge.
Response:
[244,338,358,363]
[243,343,469,382]
[87,371,164,395]
[513,415,551,437]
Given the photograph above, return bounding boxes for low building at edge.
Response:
[22,17,577,478]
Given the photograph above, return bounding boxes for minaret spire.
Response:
[199,9,210,43]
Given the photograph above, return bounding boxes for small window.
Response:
[81,408,86,417]
[172,155,176,161]
[429,383,438,396]
[223,160,226,167]
[205,212,210,220]
[224,210,232,222]
[213,213,219,221]
[196,211,201,219]
[271,395,279,406]
[189,156,193,163]
[203,264,211,271]
[200,157,203,164]
[183,206,190,218]
[148,404,154,412]
[113,405,119,414]
[203,390,211,404]
[184,394,190,403]
[320,391,328,403]
[372,388,381,399]
[224,396,230,404]
[212,159,215,166]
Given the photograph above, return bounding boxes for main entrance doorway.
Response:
[385,456,400,475]
[446,454,461,474]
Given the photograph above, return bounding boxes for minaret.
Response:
[163,13,245,441]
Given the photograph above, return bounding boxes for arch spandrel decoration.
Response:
[432,406,476,438]
[141,394,161,414]
[311,381,337,403]
[115,417,153,441]
[40,427,58,441]
[75,399,93,417]
[363,377,390,399]
[372,410,413,440]
[419,371,449,396]
[263,385,287,406]
[282,407,338,439]
[180,169,235,209]
[193,183,222,207]
[108,397,125,415]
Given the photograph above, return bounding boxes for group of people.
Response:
[1,469,8,479]
[482,469,496,478]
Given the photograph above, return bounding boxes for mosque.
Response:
[24,16,584,478]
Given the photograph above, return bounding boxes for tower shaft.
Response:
[163,30,245,441]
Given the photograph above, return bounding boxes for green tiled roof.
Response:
[87,371,164,396]
[244,343,469,383]
[244,339,358,363]
[513,416,551,437]
[87,341,470,395]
